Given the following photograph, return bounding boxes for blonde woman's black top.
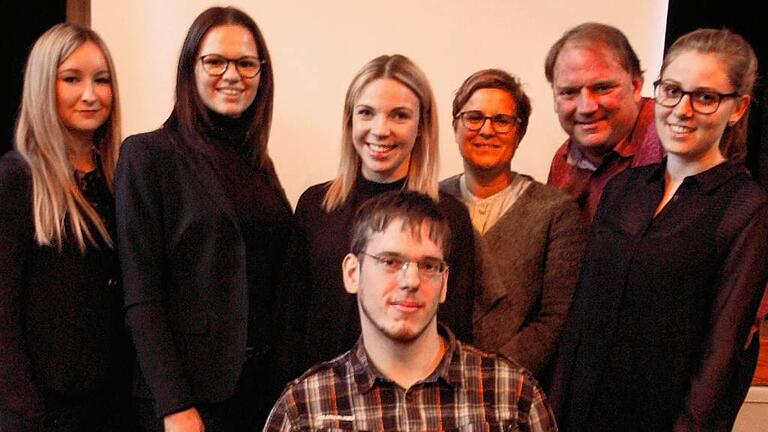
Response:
[0,151,126,430]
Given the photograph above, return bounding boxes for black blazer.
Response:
[0,151,124,428]
[116,128,249,417]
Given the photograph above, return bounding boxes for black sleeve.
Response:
[269,187,323,385]
[438,193,476,343]
[268,233,312,390]
[675,203,768,430]
[115,135,194,417]
[0,153,47,429]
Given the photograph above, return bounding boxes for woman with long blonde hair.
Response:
[285,54,476,375]
[0,22,131,431]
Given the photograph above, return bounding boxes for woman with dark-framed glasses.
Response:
[115,6,292,431]
[550,28,768,431]
[440,69,586,378]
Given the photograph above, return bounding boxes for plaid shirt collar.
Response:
[348,324,463,394]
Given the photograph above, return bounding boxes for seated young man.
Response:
[263,191,557,431]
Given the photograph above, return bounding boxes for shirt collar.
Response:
[349,324,463,394]
[613,97,654,159]
[566,135,635,172]
[565,143,600,171]
[612,135,636,158]
[458,172,518,205]
[645,158,747,193]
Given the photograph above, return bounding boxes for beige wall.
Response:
[92,0,668,206]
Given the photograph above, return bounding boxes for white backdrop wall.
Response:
[92,0,669,206]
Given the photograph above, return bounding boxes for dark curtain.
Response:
[2,2,66,156]
[665,0,767,185]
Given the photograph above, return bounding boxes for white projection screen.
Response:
[92,0,669,205]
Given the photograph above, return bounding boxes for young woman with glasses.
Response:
[439,69,587,379]
[115,6,292,431]
[550,28,768,431]
[0,23,134,431]
[279,55,476,379]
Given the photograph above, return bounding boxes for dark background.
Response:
[3,1,67,156]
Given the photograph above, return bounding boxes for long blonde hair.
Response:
[14,22,121,251]
[322,54,439,212]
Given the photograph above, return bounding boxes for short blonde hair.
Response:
[323,54,439,212]
[15,22,122,251]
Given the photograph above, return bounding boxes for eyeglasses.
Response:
[653,79,738,115]
[359,252,447,278]
[455,111,520,134]
[200,54,265,78]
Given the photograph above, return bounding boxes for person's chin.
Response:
[215,105,246,118]
[575,129,611,148]
[385,327,420,343]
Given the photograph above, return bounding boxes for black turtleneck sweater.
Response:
[204,111,294,349]
[289,176,475,372]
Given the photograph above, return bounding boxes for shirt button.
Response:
[672,195,679,201]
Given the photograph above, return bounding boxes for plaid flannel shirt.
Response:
[263,325,557,431]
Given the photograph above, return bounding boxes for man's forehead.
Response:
[366,219,444,253]
[554,41,629,82]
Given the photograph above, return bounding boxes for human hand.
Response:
[164,407,205,432]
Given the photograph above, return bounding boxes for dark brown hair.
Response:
[349,190,451,257]
[164,6,274,169]
[452,69,532,140]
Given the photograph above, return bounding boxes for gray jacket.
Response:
[440,174,586,375]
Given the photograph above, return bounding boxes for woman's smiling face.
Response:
[195,24,260,118]
[655,50,749,163]
[352,78,420,183]
[455,88,520,175]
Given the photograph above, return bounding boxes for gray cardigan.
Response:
[440,174,586,375]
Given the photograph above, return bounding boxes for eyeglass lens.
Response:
[361,252,446,277]
[201,55,262,78]
[460,111,518,133]
[654,80,734,114]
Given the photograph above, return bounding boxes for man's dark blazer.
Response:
[116,128,249,417]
